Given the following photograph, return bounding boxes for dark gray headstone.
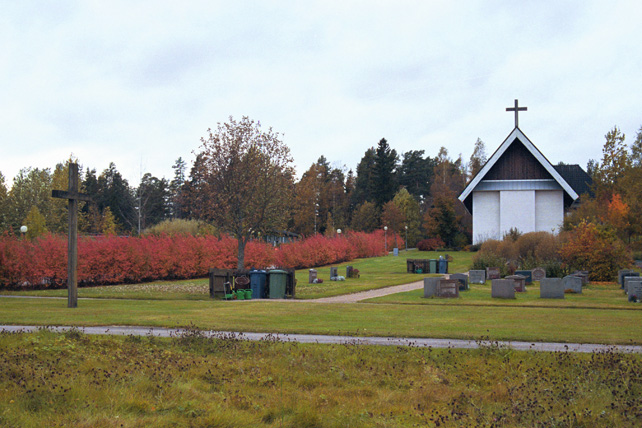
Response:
[621,273,640,290]
[486,267,501,280]
[437,279,459,298]
[423,277,440,298]
[540,278,565,299]
[449,273,468,291]
[469,270,486,284]
[346,266,353,278]
[308,269,317,284]
[491,279,515,299]
[563,275,582,294]
[531,267,546,282]
[506,275,526,292]
[618,269,636,286]
[628,281,642,301]
[514,270,533,285]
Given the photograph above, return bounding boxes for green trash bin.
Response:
[268,270,287,299]
[236,290,245,300]
[429,259,438,274]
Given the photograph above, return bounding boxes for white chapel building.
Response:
[459,100,592,245]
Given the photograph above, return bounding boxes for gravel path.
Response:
[2,324,641,354]
[311,279,427,303]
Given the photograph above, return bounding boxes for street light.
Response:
[405,225,408,251]
[20,225,28,239]
[337,228,342,237]
[384,226,388,254]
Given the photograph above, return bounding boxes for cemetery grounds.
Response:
[1,250,642,427]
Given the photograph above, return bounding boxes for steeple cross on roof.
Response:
[506,99,527,128]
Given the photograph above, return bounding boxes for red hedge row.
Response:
[0,231,385,289]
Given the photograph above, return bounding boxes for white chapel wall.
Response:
[472,191,500,244]
[535,190,563,233]
[500,190,535,236]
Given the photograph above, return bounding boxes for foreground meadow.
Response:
[1,328,640,428]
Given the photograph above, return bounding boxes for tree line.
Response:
[0,135,486,251]
[8,117,641,254]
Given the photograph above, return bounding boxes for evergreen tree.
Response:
[169,157,187,219]
[0,172,7,232]
[136,173,170,232]
[397,150,434,203]
[352,148,376,206]
[372,138,398,208]
[96,163,136,233]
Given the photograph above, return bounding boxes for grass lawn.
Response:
[0,250,473,300]
[1,294,642,345]
[1,329,641,427]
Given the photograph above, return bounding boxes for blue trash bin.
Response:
[249,269,267,299]
[438,256,448,274]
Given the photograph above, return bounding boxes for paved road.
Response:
[2,324,641,354]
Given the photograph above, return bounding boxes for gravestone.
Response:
[449,273,469,291]
[346,266,353,278]
[621,272,640,290]
[540,278,565,299]
[628,281,642,302]
[437,279,459,298]
[468,270,486,284]
[330,267,338,278]
[491,279,515,299]
[531,267,546,282]
[423,277,440,298]
[572,271,589,286]
[624,277,642,294]
[506,275,526,292]
[486,267,501,280]
[618,269,636,286]
[308,269,317,284]
[393,248,399,256]
[514,270,533,285]
[563,275,582,294]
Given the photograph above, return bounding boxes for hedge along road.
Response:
[2,324,642,354]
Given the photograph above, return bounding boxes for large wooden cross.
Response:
[52,163,92,308]
[506,99,527,128]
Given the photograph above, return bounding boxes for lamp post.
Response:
[337,228,342,237]
[20,225,28,240]
[405,225,408,251]
[384,226,388,254]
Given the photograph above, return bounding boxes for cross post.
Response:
[506,99,527,128]
[52,163,92,308]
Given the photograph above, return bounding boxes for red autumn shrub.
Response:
[417,237,445,251]
[0,231,386,289]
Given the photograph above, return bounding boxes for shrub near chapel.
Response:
[559,220,631,281]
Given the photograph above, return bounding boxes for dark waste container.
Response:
[438,257,448,274]
[268,269,287,299]
[429,259,438,274]
[249,269,267,299]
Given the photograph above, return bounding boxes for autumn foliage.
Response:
[0,231,385,289]
[559,220,631,281]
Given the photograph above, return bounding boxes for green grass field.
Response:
[1,328,641,427]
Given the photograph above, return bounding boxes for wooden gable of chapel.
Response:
[484,138,554,181]
[459,127,579,213]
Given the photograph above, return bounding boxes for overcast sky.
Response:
[2,1,641,188]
